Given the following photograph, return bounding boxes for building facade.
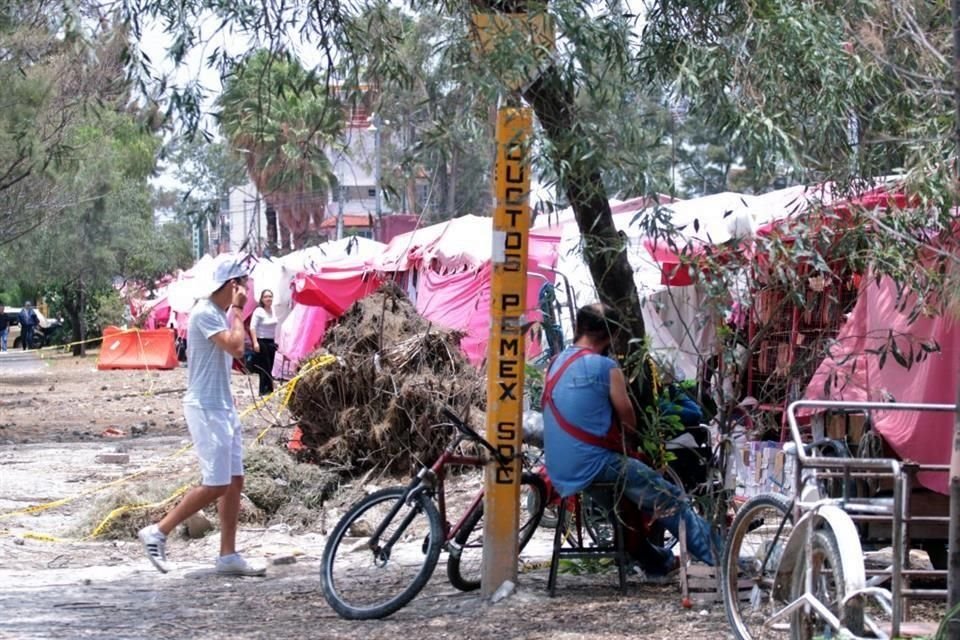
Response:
[216,101,391,253]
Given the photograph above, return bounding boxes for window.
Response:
[367,188,376,198]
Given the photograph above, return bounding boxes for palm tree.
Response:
[217,50,341,251]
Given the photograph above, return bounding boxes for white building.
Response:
[216,106,390,253]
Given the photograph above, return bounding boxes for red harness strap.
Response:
[542,348,625,454]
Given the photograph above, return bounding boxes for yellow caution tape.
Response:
[86,484,191,539]
[0,441,195,521]
[1,353,337,541]
[22,531,69,543]
[31,328,138,356]
[252,354,335,444]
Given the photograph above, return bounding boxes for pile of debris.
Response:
[287,283,485,475]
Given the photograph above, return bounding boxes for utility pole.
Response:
[370,113,383,222]
[481,104,532,598]
[336,130,346,240]
[472,2,553,601]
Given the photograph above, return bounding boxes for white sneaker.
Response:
[216,553,266,577]
[138,525,169,573]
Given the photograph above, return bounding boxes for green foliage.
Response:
[348,5,497,218]
[0,4,135,245]
[524,363,545,412]
[121,1,960,421]
[216,49,342,248]
[0,282,24,308]
[223,54,339,196]
[52,287,126,340]
[160,139,247,229]
[934,600,960,640]
[2,103,188,351]
[558,556,617,575]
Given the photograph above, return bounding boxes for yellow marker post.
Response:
[482,106,532,596]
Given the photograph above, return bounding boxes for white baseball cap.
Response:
[201,254,251,297]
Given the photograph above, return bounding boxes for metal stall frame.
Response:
[786,400,953,638]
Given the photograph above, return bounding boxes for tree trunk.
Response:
[523,66,653,408]
[437,150,450,217]
[77,279,86,357]
[448,147,459,217]
[406,174,419,218]
[278,218,291,253]
[265,206,278,254]
[63,284,82,358]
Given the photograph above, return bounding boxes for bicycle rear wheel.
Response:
[321,487,443,619]
[722,493,794,640]
[586,465,687,549]
[446,472,547,592]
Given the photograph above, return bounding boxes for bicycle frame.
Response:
[366,425,489,561]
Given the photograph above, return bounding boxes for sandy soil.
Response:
[1,351,929,640]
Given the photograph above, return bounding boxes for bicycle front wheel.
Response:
[722,493,794,640]
[790,528,864,640]
[446,472,547,592]
[321,487,443,620]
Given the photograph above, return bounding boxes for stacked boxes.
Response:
[733,440,796,498]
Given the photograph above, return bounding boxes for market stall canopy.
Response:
[803,275,956,494]
[166,254,216,314]
[291,267,384,316]
[372,220,450,272]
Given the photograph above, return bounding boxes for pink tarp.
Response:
[415,263,550,366]
[291,269,383,315]
[412,231,558,365]
[803,276,957,494]
[274,303,331,379]
[144,297,171,330]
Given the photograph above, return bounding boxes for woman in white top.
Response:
[250,289,278,395]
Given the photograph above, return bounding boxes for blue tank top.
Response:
[543,347,619,497]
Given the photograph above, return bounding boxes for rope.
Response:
[0,441,195,521]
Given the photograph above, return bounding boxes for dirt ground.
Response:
[0,352,840,639]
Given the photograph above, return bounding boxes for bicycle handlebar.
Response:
[440,408,507,463]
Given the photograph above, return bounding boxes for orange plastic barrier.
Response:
[96,326,179,370]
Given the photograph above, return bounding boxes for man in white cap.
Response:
[138,254,265,577]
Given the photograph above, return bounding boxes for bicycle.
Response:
[320,408,548,620]
[719,438,854,640]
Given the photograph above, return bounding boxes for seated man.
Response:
[542,303,718,572]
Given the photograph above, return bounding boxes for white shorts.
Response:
[183,405,244,486]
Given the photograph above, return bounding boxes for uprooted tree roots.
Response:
[287,283,486,475]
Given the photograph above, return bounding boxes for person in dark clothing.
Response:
[249,290,277,395]
[659,382,704,427]
[18,302,38,350]
[0,301,9,352]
